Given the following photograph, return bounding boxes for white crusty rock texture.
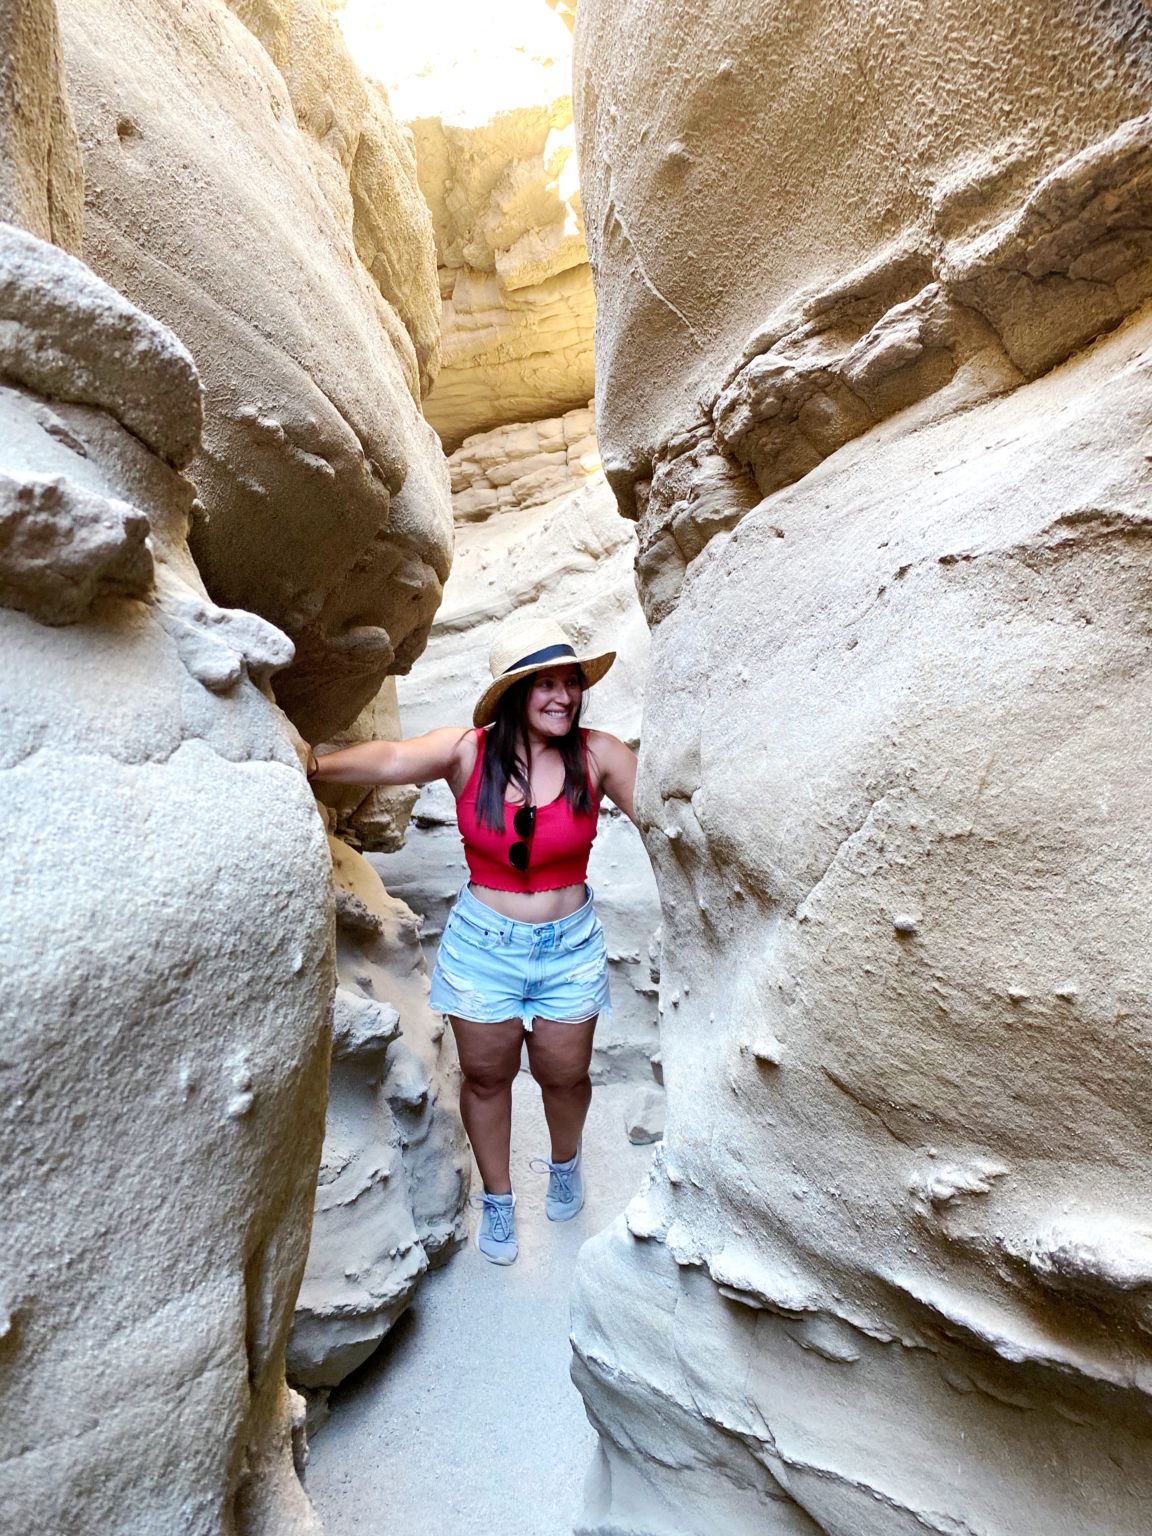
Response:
[572,2,1152,1532]
[0,220,331,1532]
[382,411,660,1083]
[57,0,452,740]
[288,837,470,1393]
[338,0,595,450]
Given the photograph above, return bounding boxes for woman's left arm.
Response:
[588,731,639,826]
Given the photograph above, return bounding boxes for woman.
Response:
[307,618,639,1266]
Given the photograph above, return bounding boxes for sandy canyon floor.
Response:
[306,1075,652,1535]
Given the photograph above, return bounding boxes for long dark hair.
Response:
[476,669,593,831]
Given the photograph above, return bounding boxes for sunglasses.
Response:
[508,804,536,871]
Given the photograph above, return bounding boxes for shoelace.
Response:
[472,1192,514,1242]
[530,1156,575,1204]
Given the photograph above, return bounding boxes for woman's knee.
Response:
[528,1058,590,1094]
[461,1064,518,1098]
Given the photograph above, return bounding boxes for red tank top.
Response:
[456,728,600,893]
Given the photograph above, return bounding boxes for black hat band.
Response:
[503,642,577,674]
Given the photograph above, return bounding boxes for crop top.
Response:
[455,728,600,893]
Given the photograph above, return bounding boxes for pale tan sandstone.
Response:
[2,5,463,1524]
[338,0,596,450]
[0,0,83,250]
[57,0,452,741]
[448,402,600,522]
[0,221,331,1535]
[427,262,595,451]
[288,836,469,1393]
[51,0,472,1439]
[228,0,441,396]
[572,2,1152,1532]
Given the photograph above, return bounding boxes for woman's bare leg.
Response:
[449,1015,525,1194]
[524,1015,598,1163]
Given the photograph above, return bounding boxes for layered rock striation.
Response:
[338,0,595,450]
[572,2,1152,1532]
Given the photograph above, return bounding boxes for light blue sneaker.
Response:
[531,1148,584,1221]
[473,1191,517,1264]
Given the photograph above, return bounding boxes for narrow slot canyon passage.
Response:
[8,0,1152,1533]
[306,1076,652,1534]
[287,8,663,1527]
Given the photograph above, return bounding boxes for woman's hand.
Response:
[307,726,472,788]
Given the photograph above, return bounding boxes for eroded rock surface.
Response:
[0,221,331,1533]
[57,0,452,741]
[2,3,468,1522]
[288,837,470,1395]
[338,0,595,450]
[572,2,1152,1531]
[449,402,600,522]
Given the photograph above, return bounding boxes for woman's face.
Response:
[525,664,583,739]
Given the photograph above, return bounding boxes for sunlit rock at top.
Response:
[337,0,596,450]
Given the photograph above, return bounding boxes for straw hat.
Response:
[472,617,616,727]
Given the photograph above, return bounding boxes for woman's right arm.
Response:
[307,727,472,787]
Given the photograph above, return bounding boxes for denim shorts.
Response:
[428,883,611,1031]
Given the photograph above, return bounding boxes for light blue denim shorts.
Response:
[429,883,611,1030]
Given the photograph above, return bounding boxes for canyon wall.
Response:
[58,0,453,742]
[2,0,467,1520]
[0,19,331,1518]
[338,0,595,451]
[572,2,1152,1532]
[56,0,470,1397]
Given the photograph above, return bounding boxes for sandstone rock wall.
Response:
[0,214,331,1532]
[2,0,468,1518]
[0,0,83,250]
[338,0,595,450]
[288,837,470,1398]
[572,2,1152,1531]
[58,0,453,742]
